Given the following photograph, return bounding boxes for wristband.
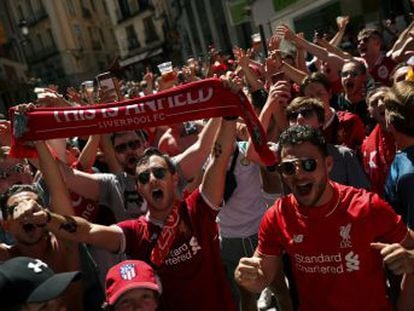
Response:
[223,116,238,121]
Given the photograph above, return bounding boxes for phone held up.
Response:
[96,71,121,101]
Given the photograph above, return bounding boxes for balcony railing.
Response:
[26,45,59,64]
[26,9,48,26]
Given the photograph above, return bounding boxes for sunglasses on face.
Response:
[358,37,370,44]
[278,158,318,176]
[287,108,315,122]
[0,163,27,179]
[114,140,141,153]
[340,70,360,78]
[137,167,168,185]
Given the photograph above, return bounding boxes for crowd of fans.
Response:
[1,13,414,311]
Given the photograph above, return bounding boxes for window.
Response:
[99,28,105,44]
[90,0,96,11]
[46,28,56,47]
[118,0,130,18]
[125,25,139,50]
[143,17,159,44]
[36,33,44,50]
[66,0,76,16]
[73,25,84,49]
[27,1,35,16]
[17,5,24,21]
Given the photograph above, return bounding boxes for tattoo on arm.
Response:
[59,216,78,233]
[213,142,222,158]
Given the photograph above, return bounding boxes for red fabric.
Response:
[68,161,100,222]
[336,111,365,149]
[257,182,406,311]
[10,79,276,166]
[370,55,396,87]
[105,260,161,305]
[361,124,396,197]
[118,189,236,311]
[150,199,180,266]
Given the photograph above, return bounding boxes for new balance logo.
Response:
[340,223,352,248]
[345,251,359,272]
[28,259,48,273]
[189,236,201,255]
[292,234,304,243]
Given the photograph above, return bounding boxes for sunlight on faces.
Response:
[341,62,366,97]
[288,108,322,129]
[114,289,158,311]
[114,131,146,175]
[280,142,333,207]
[136,155,177,216]
[5,191,46,245]
[368,91,388,130]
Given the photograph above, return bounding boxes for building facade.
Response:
[3,0,118,90]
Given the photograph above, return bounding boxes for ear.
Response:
[325,155,334,174]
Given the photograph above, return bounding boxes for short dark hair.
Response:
[384,80,414,137]
[357,28,383,42]
[136,147,176,174]
[300,72,331,95]
[285,97,325,125]
[278,125,328,157]
[110,130,147,145]
[342,59,367,75]
[0,184,44,220]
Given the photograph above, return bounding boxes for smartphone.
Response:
[271,72,286,84]
[96,72,120,100]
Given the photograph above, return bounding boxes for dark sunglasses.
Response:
[137,167,168,185]
[287,108,315,122]
[278,158,318,176]
[114,140,141,153]
[340,70,360,78]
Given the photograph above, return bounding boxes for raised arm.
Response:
[76,135,100,170]
[100,133,123,174]
[35,141,74,215]
[201,117,236,206]
[276,24,345,71]
[174,117,221,182]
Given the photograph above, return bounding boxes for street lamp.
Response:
[18,19,29,37]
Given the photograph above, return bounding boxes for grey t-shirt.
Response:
[98,172,147,221]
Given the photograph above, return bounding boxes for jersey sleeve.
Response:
[257,204,284,256]
[370,193,408,243]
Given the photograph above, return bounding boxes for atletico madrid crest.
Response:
[120,263,136,280]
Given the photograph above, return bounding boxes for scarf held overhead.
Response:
[10,79,276,166]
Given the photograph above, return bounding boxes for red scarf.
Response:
[151,199,181,266]
[10,79,276,166]
[361,124,396,197]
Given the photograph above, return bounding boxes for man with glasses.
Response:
[19,117,239,311]
[285,97,369,189]
[235,125,414,310]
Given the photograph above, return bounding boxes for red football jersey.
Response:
[258,182,407,311]
[117,189,236,311]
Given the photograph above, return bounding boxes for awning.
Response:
[119,47,164,67]
[119,51,149,67]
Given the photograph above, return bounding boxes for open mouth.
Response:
[344,81,354,91]
[152,188,164,201]
[22,223,36,233]
[295,182,313,196]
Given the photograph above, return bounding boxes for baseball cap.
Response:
[0,257,81,309]
[106,260,162,306]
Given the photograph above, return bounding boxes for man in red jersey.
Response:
[235,125,414,311]
[15,117,238,311]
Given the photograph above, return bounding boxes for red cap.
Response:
[105,260,161,305]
